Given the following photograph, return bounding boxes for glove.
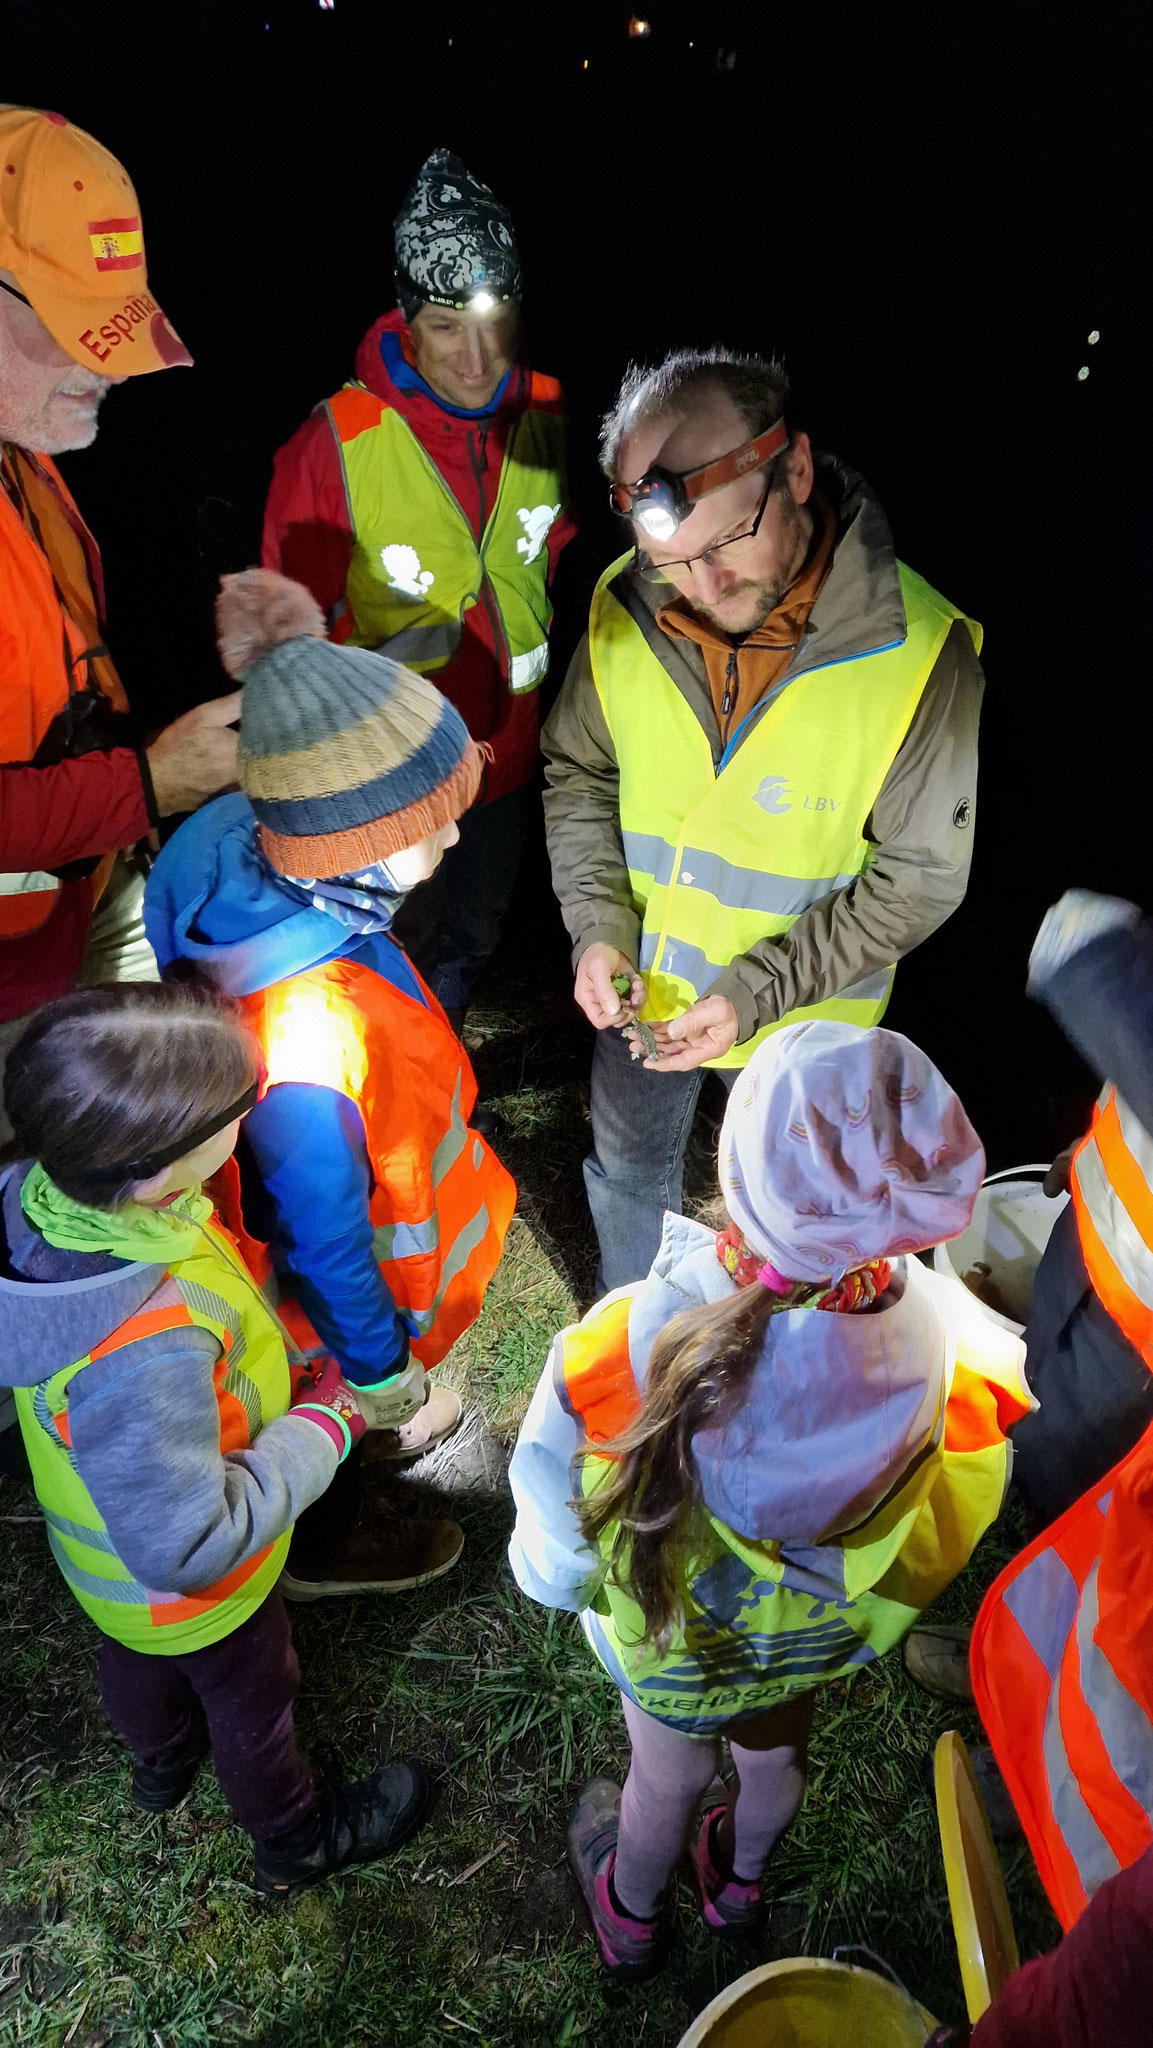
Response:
[290,1356,368,1463]
[350,1356,427,1431]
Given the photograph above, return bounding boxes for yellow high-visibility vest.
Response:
[15,1222,294,1655]
[328,381,566,693]
[590,555,981,1067]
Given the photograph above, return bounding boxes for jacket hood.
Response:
[621,455,907,685]
[352,307,530,435]
[143,793,351,998]
[0,1165,162,1386]
[627,1213,946,1545]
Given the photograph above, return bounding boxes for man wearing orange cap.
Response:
[0,104,241,1131]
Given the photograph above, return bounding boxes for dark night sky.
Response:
[3,0,1149,1159]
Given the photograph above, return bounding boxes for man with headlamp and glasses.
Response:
[543,348,984,1290]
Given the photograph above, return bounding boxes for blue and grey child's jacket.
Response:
[144,792,433,1385]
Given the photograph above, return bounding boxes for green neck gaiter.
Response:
[20,1161,213,1265]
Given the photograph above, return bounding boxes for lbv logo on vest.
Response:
[753,776,840,816]
[515,503,560,564]
[380,544,435,599]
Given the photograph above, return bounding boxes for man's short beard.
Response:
[686,488,808,637]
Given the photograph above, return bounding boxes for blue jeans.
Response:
[393,784,534,1016]
[585,1021,736,1293]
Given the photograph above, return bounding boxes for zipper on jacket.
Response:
[467,423,511,677]
[467,428,489,539]
[720,650,739,751]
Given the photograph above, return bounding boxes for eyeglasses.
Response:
[0,278,33,309]
[643,467,778,577]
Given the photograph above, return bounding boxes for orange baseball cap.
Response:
[0,103,191,375]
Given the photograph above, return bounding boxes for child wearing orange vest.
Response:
[0,980,429,1893]
[510,1022,1032,1977]
[144,572,516,1602]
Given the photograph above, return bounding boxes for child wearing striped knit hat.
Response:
[144,570,516,1601]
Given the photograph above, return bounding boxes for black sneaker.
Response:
[130,1711,211,1814]
[253,1758,429,1896]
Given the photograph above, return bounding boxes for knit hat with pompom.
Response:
[216,569,484,876]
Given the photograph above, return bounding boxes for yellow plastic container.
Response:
[675,1957,938,2047]
[934,1729,1019,2019]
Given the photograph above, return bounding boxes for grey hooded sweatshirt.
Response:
[0,1165,337,1603]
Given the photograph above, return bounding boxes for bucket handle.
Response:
[831,1946,929,2033]
[981,1163,1054,1187]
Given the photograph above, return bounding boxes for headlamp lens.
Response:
[635,502,679,541]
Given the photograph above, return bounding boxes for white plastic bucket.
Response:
[932,1164,1069,1336]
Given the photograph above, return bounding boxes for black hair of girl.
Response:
[2,982,257,1210]
[575,1277,813,1652]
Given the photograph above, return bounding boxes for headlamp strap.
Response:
[681,418,789,508]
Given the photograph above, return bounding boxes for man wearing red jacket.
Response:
[0,104,241,1125]
[262,150,574,1040]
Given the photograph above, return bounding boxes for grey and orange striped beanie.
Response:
[216,569,484,877]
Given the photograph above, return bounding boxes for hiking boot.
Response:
[566,1776,669,1980]
[253,1758,429,1895]
[130,1710,211,1814]
[361,1383,464,1464]
[279,1516,463,1601]
[690,1804,761,1935]
[904,1625,974,1702]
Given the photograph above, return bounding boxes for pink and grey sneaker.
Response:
[690,1804,762,1935]
[566,1776,669,1980]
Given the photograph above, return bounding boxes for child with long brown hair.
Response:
[510,1021,1033,1978]
[0,981,429,1894]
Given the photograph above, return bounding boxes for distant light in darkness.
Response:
[628,16,652,33]
[1088,330,1100,345]
[582,58,588,68]
[318,0,334,10]
[1077,366,1090,381]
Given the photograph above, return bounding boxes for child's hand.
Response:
[291,1357,367,1455]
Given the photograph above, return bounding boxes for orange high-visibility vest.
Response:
[971,1423,1153,1929]
[228,953,515,1370]
[1071,1087,1153,1371]
[1,447,130,938]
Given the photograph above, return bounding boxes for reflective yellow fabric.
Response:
[590,556,980,1067]
[332,392,565,692]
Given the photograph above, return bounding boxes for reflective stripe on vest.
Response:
[1,451,130,939]
[559,1272,1025,1730]
[971,1425,1153,1929]
[233,955,516,1369]
[327,381,565,692]
[1071,1087,1153,1368]
[12,1229,295,1655]
[590,556,981,1068]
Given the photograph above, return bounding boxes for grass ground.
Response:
[0,975,1060,2047]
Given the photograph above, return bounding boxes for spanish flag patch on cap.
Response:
[0,103,190,375]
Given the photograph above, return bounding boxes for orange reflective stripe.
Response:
[944,1364,1009,1453]
[559,1296,640,1446]
[328,386,392,443]
[88,1302,194,1361]
[1072,1169,1153,1365]
[149,1545,271,1628]
[1096,1093,1153,1251]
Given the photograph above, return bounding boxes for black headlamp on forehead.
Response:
[67,1080,260,1199]
[609,419,789,542]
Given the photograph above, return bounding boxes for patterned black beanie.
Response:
[394,148,521,320]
